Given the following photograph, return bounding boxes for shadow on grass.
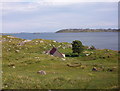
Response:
[65,53,86,57]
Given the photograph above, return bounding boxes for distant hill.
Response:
[56,29,120,33]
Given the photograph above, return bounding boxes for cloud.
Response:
[2,2,39,12]
[1,2,118,33]
[3,10,117,32]
[1,0,119,2]
[1,0,118,13]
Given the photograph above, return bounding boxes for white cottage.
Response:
[46,47,65,58]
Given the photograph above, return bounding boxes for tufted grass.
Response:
[2,35,119,89]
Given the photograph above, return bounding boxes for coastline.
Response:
[55,29,119,33]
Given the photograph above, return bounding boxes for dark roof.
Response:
[50,47,57,55]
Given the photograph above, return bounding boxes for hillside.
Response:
[1,35,119,89]
[56,29,119,33]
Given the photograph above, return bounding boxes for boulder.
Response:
[67,63,81,67]
[37,70,46,75]
[92,67,98,71]
[61,58,66,61]
[15,50,20,53]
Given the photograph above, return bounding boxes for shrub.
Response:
[65,53,79,57]
[72,40,84,55]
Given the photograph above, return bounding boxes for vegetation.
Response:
[72,40,84,55]
[1,35,119,89]
[56,28,119,33]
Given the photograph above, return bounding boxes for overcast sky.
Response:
[1,0,118,33]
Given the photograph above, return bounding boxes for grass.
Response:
[2,35,119,89]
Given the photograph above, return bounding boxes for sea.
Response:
[4,32,119,50]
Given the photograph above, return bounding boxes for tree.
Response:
[72,40,84,55]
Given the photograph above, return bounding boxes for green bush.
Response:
[72,40,84,55]
[65,53,79,57]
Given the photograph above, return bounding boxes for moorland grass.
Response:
[2,35,119,89]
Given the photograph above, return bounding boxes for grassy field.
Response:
[1,35,119,89]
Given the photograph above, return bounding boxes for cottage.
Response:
[46,47,65,58]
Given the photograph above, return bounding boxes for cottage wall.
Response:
[53,51,64,58]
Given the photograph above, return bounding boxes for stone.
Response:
[13,66,15,68]
[92,67,98,71]
[81,65,86,69]
[40,41,44,43]
[91,52,94,54]
[15,50,20,53]
[37,70,46,75]
[85,54,89,56]
[8,63,15,67]
[62,47,65,49]
[1,71,3,74]
[53,41,56,43]
[7,35,15,38]
[61,58,66,61]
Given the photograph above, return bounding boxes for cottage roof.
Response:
[50,47,57,55]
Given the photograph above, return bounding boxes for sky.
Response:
[0,0,119,33]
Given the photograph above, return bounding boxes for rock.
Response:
[53,41,56,43]
[13,66,15,68]
[68,45,72,48]
[107,67,117,72]
[107,68,113,72]
[92,67,98,71]
[61,58,65,61]
[36,41,38,42]
[18,40,31,46]
[42,51,46,54]
[7,35,15,38]
[37,70,46,75]
[91,52,94,54]
[85,54,89,56]
[8,48,10,50]
[81,65,86,69]
[88,73,94,76]
[24,40,31,42]
[15,50,19,53]
[58,45,61,48]
[106,49,109,52]
[1,71,3,74]
[35,57,40,59]
[8,63,15,67]
[67,63,81,67]
[62,47,65,49]
[40,41,43,43]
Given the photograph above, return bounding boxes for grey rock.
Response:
[37,70,46,75]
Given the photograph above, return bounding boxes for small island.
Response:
[56,28,119,33]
